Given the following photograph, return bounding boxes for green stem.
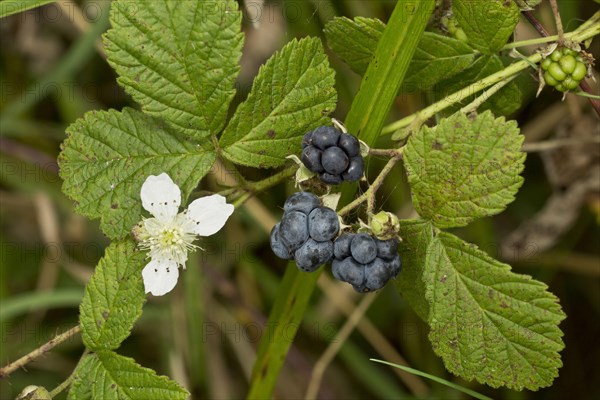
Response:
[384,16,600,138]
[459,75,518,115]
[337,155,402,217]
[501,35,560,49]
[246,165,296,193]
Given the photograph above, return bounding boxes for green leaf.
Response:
[219,37,337,168]
[394,219,433,321]
[68,354,97,400]
[324,17,475,91]
[59,107,216,240]
[323,17,385,75]
[104,0,244,138]
[421,226,564,390]
[453,0,520,54]
[404,111,525,228]
[434,55,523,117]
[79,240,145,351]
[68,351,189,400]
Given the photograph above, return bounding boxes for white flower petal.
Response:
[142,258,179,296]
[185,194,234,236]
[140,173,181,222]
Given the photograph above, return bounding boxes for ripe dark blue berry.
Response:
[364,258,390,291]
[302,131,313,149]
[331,234,401,292]
[308,207,339,242]
[376,238,399,260]
[332,257,365,289]
[320,172,343,185]
[322,147,349,175]
[338,133,360,157]
[300,126,364,184]
[333,233,353,259]
[284,191,320,215]
[270,192,340,272]
[270,224,293,260]
[295,239,334,272]
[342,156,364,182]
[279,211,308,251]
[351,233,377,264]
[301,146,324,173]
[311,126,340,150]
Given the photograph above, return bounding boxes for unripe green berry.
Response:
[370,211,400,240]
[547,63,567,81]
[550,49,563,61]
[559,55,577,74]
[541,58,552,70]
[571,62,587,81]
[543,71,559,87]
[563,77,580,91]
[555,83,566,92]
[16,386,52,400]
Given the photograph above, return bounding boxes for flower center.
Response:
[137,218,198,266]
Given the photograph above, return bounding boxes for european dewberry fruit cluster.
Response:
[541,48,587,92]
[301,126,364,185]
[270,192,339,272]
[332,233,401,292]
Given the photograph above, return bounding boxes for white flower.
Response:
[135,173,234,296]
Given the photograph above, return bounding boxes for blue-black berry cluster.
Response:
[302,126,364,185]
[332,233,401,292]
[270,192,339,272]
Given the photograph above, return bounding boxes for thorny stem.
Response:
[0,325,81,379]
[548,0,564,42]
[337,154,402,217]
[522,10,550,36]
[382,14,600,136]
[368,148,403,157]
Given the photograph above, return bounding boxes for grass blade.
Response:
[370,359,493,400]
[0,0,54,19]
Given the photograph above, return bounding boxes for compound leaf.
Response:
[404,111,525,228]
[219,37,337,168]
[427,230,565,390]
[396,220,565,390]
[453,0,520,54]
[105,0,244,138]
[59,107,216,240]
[79,240,145,351]
[68,351,189,400]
